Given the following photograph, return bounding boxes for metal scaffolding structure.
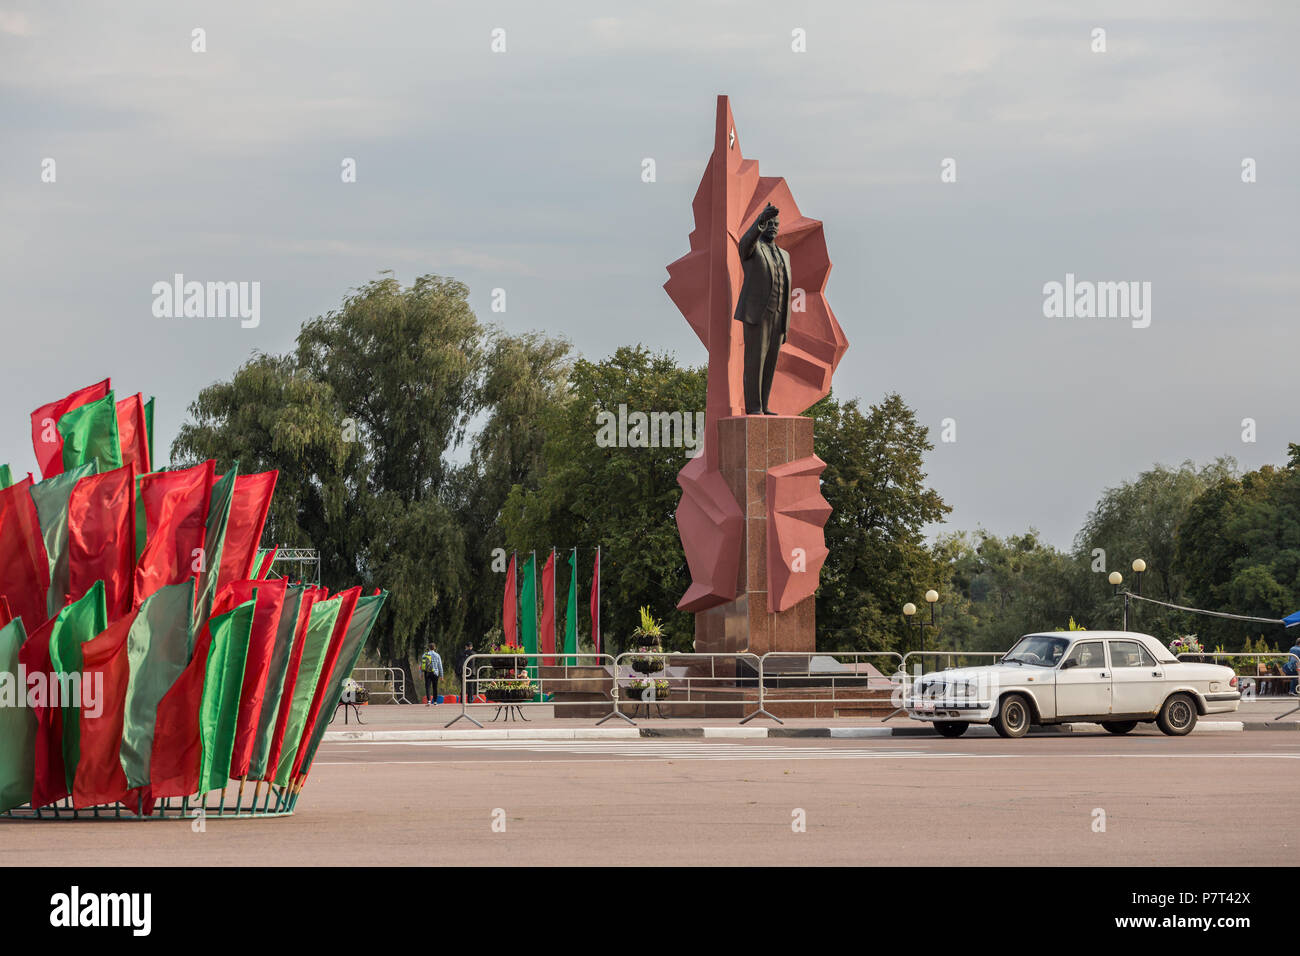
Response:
[268,547,321,586]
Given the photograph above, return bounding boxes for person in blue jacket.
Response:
[419,644,443,706]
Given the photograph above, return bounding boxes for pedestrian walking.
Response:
[419,644,443,706]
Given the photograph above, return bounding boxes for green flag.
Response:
[520,553,537,655]
[272,597,342,786]
[198,598,255,793]
[29,461,98,618]
[0,464,13,490]
[119,579,195,789]
[47,580,108,792]
[251,548,272,579]
[195,466,237,624]
[58,391,122,472]
[296,591,387,778]
[564,548,578,664]
[0,618,36,812]
[520,553,537,676]
[143,397,155,470]
[248,585,305,781]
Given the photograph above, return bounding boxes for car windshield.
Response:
[1002,635,1070,667]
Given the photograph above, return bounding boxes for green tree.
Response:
[1174,455,1300,648]
[810,393,950,652]
[936,530,1089,652]
[1073,458,1236,638]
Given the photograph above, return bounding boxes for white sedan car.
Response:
[905,631,1240,738]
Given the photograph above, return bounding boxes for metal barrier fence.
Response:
[1177,652,1300,700]
[746,652,905,725]
[444,652,773,727]
[350,667,411,705]
[607,652,765,724]
[446,653,617,728]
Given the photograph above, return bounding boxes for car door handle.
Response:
[1152,671,1163,677]
[1099,672,1110,678]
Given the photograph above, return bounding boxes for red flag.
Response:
[257,545,278,579]
[67,464,135,621]
[261,586,325,780]
[18,616,67,808]
[0,477,50,634]
[73,611,137,808]
[134,461,213,608]
[291,586,361,779]
[215,472,277,597]
[590,548,600,656]
[540,549,555,666]
[214,577,288,779]
[30,379,111,479]
[115,393,151,477]
[149,618,216,798]
[503,553,517,645]
[0,596,12,630]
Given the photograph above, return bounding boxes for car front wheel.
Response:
[992,694,1032,738]
[1103,720,1138,735]
[935,721,968,738]
[1157,693,1197,736]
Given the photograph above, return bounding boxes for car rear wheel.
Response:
[935,721,968,738]
[992,694,1031,738]
[1102,720,1138,735]
[1157,693,1197,736]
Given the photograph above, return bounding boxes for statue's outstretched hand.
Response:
[758,203,779,223]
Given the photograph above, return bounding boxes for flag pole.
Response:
[551,545,557,667]
[572,545,579,665]
[531,550,537,680]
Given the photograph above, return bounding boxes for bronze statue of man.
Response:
[733,202,790,415]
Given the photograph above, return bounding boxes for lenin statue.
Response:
[733,202,790,415]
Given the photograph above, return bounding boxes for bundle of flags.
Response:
[502,547,599,668]
[0,379,385,816]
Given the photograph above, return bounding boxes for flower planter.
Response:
[486,687,534,703]
[623,684,670,701]
[630,656,664,675]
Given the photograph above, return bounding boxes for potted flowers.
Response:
[623,677,670,701]
[484,678,535,703]
[1169,635,1205,663]
[489,641,527,672]
[628,606,666,674]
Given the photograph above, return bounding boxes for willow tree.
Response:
[174,273,569,692]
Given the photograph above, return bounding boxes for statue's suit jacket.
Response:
[733,218,792,341]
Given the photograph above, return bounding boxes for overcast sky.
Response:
[2,0,1297,552]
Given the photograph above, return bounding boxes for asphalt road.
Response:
[3,734,1295,865]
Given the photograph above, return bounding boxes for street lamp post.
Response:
[1108,571,1127,630]
[902,589,940,673]
[1109,559,1147,631]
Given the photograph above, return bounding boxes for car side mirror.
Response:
[1059,659,1077,670]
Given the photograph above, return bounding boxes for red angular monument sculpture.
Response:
[665,96,848,654]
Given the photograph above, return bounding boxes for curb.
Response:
[324,720,1251,743]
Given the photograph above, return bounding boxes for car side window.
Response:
[1108,641,1152,668]
[1064,641,1106,669]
